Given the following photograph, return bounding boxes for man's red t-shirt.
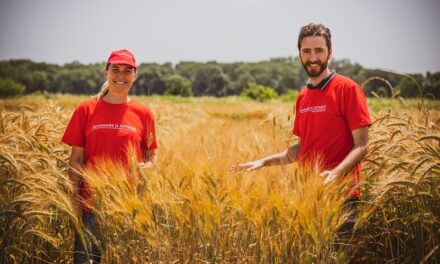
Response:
[62,98,157,211]
[293,73,371,197]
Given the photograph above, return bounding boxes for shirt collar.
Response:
[306,70,336,91]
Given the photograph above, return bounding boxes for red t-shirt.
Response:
[293,74,371,197]
[62,98,157,211]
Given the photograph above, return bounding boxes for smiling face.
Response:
[299,36,332,80]
[105,64,137,95]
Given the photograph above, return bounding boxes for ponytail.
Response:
[94,81,109,99]
[95,63,111,99]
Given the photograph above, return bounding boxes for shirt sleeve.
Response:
[343,84,372,131]
[61,106,87,148]
[142,111,158,151]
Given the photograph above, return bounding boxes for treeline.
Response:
[0,58,439,98]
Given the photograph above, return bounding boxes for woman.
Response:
[62,49,157,263]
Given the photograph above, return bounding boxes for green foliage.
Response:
[0,78,25,98]
[358,69,400,97]
[330,59,363,78]
[241,83,278,102]
[398,74,423,98]
[423,71,440,99]
[56,67,101,94]
[0,58,439,98]
[280,89,299,102]
[176,62,229,96]
[134,63,173,95]
[375,86,389,97]
[224,57,303,95]
[164,75,193,97]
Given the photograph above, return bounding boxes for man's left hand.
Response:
[320,170,339,186]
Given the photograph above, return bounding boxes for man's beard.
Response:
[301,57,329,78]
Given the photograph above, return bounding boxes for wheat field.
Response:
[0,95,439,263]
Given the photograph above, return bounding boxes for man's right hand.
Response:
[230,160,264,173]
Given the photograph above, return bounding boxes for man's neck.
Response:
[309,68,331,87]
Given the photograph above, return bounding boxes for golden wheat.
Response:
[0,95,438,263]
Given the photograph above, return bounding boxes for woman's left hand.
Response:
[139,162,154,169]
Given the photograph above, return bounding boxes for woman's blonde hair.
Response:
[94,80,109,99]
[94,63,111,99]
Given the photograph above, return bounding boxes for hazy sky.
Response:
[1,0,439,73]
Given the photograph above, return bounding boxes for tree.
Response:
[134,64,173,95]
[398,74,424,98]
[0,58,437,98]
[56,68,99,94]
[330,59,363,79]
[241,83,278,102]
[423,72,440,99]
[176,63,229,96]
[230,72,254,95]
[27,71,49,93]
[0,78,25,98]
[164,75,192,97]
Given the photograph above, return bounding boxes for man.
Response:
[234,23,371,240]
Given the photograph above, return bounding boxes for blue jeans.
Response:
[74,212,101,264]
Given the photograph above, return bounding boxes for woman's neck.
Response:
[102,92,131,104]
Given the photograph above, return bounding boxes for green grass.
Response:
[367,97,440,111]
[1,93,438,113]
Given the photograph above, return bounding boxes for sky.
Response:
[0,0,439,74]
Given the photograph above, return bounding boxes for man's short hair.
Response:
[297,23,332,51]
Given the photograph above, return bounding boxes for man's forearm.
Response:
[332,143,368,177]
[262,144,300,167]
